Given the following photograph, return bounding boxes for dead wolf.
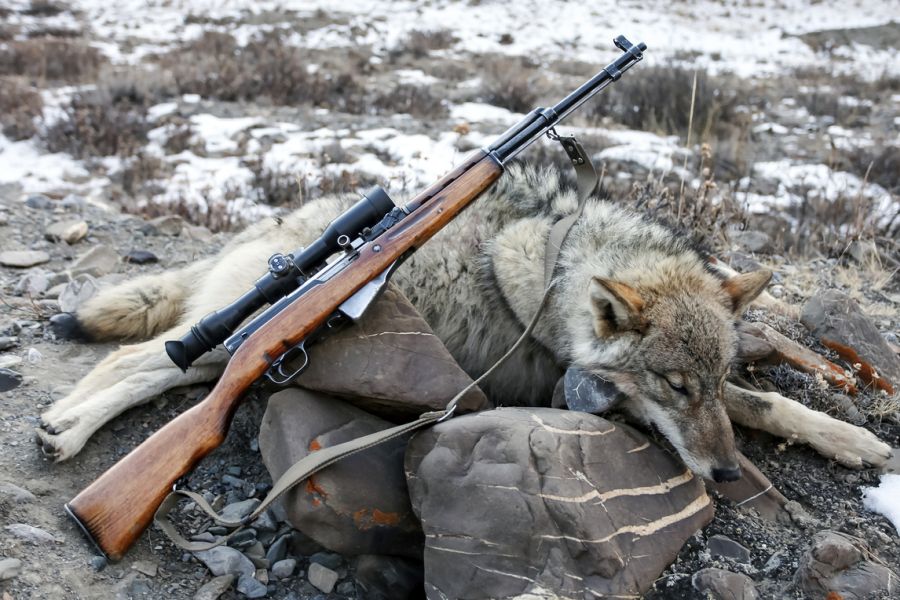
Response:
[38,164,891,481]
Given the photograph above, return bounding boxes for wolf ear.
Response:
[721,269,772,314]
[589,277,645,336]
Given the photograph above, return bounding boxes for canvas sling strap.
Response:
[154,130,600,552]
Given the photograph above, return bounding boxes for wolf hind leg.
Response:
[60,258,211,342]
[723,382,892,468]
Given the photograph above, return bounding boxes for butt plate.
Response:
[65,502,111,561]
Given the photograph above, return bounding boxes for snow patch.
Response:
[862,474,900,535]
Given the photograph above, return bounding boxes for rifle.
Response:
[66,36,647,561]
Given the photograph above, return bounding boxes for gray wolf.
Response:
[37,164,892,481]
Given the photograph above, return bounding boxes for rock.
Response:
[90,556,107,571]
[308,562,339,594]
[354,555,424,600]
[297,285,488,419]
[143,215,184,236]
[731,230,772,254]
[0,320,20,337]
[0,482,36,504]
[132,560,158,577]
[265,534,290,565]
[692,568,759,600]
[46,220,89,244]
[0,250,50,268]
[57,276,99,314]
[220,498,260,522]
[193,574,235,600]
[26,347,42,364]
[0,337,17,351]
[794,530,895,599]
[271,558,296,579]
[0,368,23,392]
[251,509,277,532]
[708,534,752,563]
[309,552,342,570]
[185,224,214,242]
[405,408,713,599]
[124,250,159,264]
[15,269,50,296]
[259,389,423,558]
[193,546,255,579]
[801,289,900,394]
[0,356,23,369]
[0,558,22,581]
[71,245,118,277]
[4,523,57,545]
[288,529,323,556]
[236,574,267,598]
[24,194,52,209]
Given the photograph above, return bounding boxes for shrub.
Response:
[43,92,150,158]
[0,38,104,82]
[836,143,900,194]
[393,29,457,59]
[478,56,547,113]
[373,83,446,118]
[0,78,43,140]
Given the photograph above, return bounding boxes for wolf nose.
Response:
[711,466,742,483]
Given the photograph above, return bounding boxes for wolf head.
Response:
[575,261,772,482]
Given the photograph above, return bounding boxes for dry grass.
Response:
[0,38,104,82]
[478,56,548,113]
[372,83,447,118]
[159,31,367,111]
[0,78,43,140]
[391,29,457,59]
[834,143,900,194]
[42,92,150,158]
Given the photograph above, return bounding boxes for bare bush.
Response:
[590,66,748,140]
[478,56,548,113]
[835,144,900,193]
[392,29,457,59]
[22,0,65,17]
[246,158,302,207]
[0,78,43,140]
[373,83,447,117]
[119,152,166,197]
[159,31,366,111]
[0,38,104,82]
[43,93,150,158]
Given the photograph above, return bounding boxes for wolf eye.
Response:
[666,378,688,395]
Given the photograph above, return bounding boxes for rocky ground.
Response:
[1,0,899,598]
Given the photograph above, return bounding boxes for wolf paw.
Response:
[805,418,892,469]
[35,415,85,461]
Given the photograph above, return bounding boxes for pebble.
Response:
[26,348,42,364]
[309,551,343,570]
[251,510,278,532]
[71,245,118,277]
[46,220,89,244]
[265,534,289,565]
[0,558,22,581]
[708,534,752,563]
[90,556,108,571]
[222,474,246,488]
[24,194,52,209]
[0,250,51,268]
[336,581,355,595]
[0,482,36,504]
[271,558,296,579]
[193,546,255,579]
[0,368,23,392]
[227,528,257,549]
[5,523,57,545]
[16,270,50,296]
[244,541,265,559]
[236,574,267,598]
[58,276,99,314]
[0,320,20,337]
[0,356,23,369]
[142,215,184,236]
[220,498,260,522]
[132,560,158,577]
[193,574,235,600]
[0,337,17,351]
[124,250,159,264]
[308,562,339,594]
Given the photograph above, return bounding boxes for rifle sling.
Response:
[154,135,600,552]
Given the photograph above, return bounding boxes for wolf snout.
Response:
[711,466,742,483]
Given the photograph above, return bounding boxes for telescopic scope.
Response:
[165,187,395,372]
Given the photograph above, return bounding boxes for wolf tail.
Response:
[51,259,211,342]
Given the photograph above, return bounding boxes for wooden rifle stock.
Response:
[66,150,503,560]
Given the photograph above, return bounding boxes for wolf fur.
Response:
[37,164,892,480]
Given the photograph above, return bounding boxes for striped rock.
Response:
[405,408,713,599]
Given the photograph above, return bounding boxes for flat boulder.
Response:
[258,388,423,559]
[405,408,713,599]
[801,289,900,394]
[794,530,895,599]
[296,285,487,419]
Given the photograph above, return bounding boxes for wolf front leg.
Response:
[723,382,892,468]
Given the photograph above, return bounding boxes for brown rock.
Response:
[405,408,713,599]
[692,567,759,599]
[258,389,423,558]
[298,285,488,419]
[794,530,895,599]
[45,220,88,244]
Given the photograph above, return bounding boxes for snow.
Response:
[450,103,522,125]
[862,474,900,535]
[0,135,90,195]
